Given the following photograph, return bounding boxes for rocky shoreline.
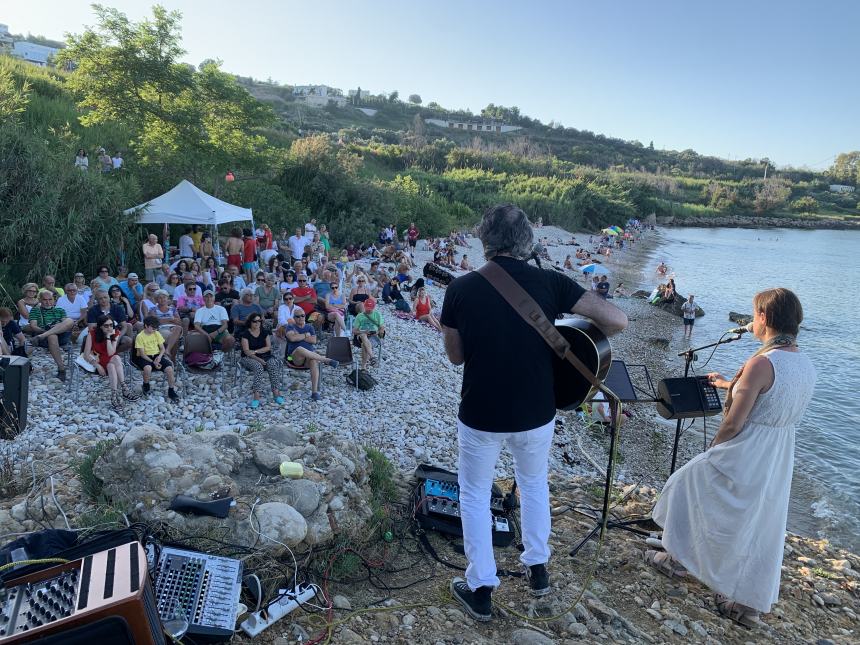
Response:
[659,214,860,230]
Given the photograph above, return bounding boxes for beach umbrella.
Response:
[580,264,609,274]
[602,228,619,236]
[610,225,624,233]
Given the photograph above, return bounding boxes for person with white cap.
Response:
[119,273,144,312]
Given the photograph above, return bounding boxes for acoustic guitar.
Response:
[552,318,612,410]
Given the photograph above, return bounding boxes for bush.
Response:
[790,196,819,213]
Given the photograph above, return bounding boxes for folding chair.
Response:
[180,332,223,384]
[325,336,357,388]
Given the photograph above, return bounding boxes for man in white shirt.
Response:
[112,152,123,169]
[288,227,309,264]
[56,283,90,335]
[179,229,195,258]
[227,265,247,291]
[193,290,235,351]
[304,218,318,236]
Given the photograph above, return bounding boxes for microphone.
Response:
[727,322,754,335]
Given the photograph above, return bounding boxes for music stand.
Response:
[569,360,658,558]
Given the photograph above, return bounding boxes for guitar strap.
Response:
[477,261,612,399]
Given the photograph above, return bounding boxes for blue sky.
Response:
[4,0,857,168]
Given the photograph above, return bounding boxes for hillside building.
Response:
[0,25,13,53]
[293,84,347,108]
[829,184,856,194]
[12,40,60,66]
[424,118,522,133]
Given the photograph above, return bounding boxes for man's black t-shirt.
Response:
[440,256,585,432]
[86,303,127,324]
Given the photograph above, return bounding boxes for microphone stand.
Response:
[669,333,744,474]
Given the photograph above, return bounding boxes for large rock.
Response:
[90,423,373,551]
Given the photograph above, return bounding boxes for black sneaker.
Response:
[525,563,551,597]
[168,387,179,402]
[57,370,66,383]
[450,577,492,622]
[142,382,151,395]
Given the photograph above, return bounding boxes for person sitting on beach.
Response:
[108,284,137,328]
[227,264,247,291]
[413,286,442,331]
[275,292,303,337]
[291,275,322,329]
[151,290,182,359]
[87,289,133,352]
[596,276,610,299]
[193,289,235,351]
[83,314,140,412]
[352,299,385,369]
[176,274,205,330]
[231,288,264,334]
[255,274,279,319]
[563,255,574,270]
[349,275,372,315]
[664,278,676,303]
[0,308,28,357]
[39,275,64,300]
[590,276,600,291]
[285,311,339,401]
[324,281,346,335]
[613,282,626,298]
[138,282,160,319]
[240,312,285,409]
[280,270,299,293]
[56,283,90,336]
[133,316,179,401]
[28,290,75,381]
[460,255,473,271]
[16,283,39,329]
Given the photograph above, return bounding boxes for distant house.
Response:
[424,118,522,133]
[293,85,347,108]
[0,24,13,54]
[12,41,60,66]
[829,184,856,194]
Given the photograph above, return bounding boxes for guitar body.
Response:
[553,319,612,410]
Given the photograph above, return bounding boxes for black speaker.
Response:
[656,376,722,420]
[0,355,29,437]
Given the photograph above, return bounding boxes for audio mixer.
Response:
[153,546,243,642]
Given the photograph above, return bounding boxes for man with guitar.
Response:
[440,204,627,622]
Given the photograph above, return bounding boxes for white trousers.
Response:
[457,418,554,590]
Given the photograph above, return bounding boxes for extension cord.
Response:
[240,584,318,637]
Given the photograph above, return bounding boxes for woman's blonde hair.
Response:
[21,282,38,296]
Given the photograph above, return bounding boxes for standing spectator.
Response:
[288,227,308,265]
[199,232,215,259]
[319,224,331,256]
[74,148,88,171]
[239,313,284,408]
[682,294,697,339]
[407,222,419,257]
[285,311,338,401]
[111,151,123,170]
[242,228,258,283]
[225,228,244,269]
[142,234,165,283]
[83,314,140,412]
[193,290,235,351]
[94,265,119,291]
[98,148,113,172]
[178,229,195,259]
[304,218,318,237]
[133,316,179,401]
[189,225,203,256]
[28,291,75,381]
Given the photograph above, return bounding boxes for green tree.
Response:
[58,4,275,191]
[388,90,399,103]
[830,151,860,185]
[0,67,30,123]
[408,94,422,105]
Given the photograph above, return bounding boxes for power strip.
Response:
[240,584,318,637]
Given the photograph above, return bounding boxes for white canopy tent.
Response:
[124,179,253,225]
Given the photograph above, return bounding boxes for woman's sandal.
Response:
[715,593,761,629]
[643,549,687,579]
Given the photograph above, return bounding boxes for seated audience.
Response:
[73,272,92,303]
[193,290,235,351]
[94,265,119,290]
[291,275,321,328]
[459,255,473,271]
[0,308,28,356]
[596,276,610,299]
[163,273,181,297]
[214,278,239,316]
[56,283,90,334]
[108,284,136,327]
[28,291,75,381]
[83,314,140,412]
[39,275,65,299]
[275,293,302,341]
[285,311,339,401]
[352,299,385,370]
[133,316,179,401]
[17,283,38,327]
[412,286,442,331]
[254,274,279,318]
[349,275,372,315]
[151,290,182,359]
[231,289,264,333]
[87,289,133,352]
[323,281,346,335]
[176,273,205,332]
[239,313,284,408]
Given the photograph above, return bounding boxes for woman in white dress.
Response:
[649,288,816,627]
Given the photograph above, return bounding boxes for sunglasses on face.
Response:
[99,270,108,274]
[294,314,305,318]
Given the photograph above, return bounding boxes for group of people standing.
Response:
[74,147,122,173]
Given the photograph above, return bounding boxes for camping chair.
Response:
[180,331,224,384]
[325,336,357,388]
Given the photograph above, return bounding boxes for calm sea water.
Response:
[641,227,860,551]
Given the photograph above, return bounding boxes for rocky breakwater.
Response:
[0,424,374,553]
[658,214,860,230]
